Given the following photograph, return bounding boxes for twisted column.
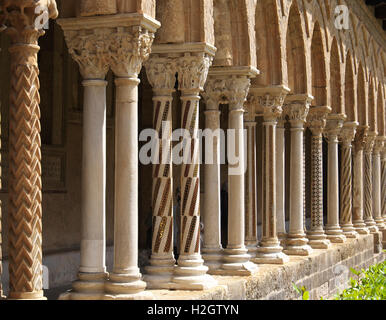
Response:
[143,56,177,288]
[324,114,347,243]
[339,122,359,238]
[372,137,385,231]
[58,21,111,300]
[352,126,370,234]
[172,53,217,290]
[219,76,258,275]
[1,1,58,300]
[282,96,313,256]
[201,78,224,272]
[363,131,379,233]
[252,87,289,264]
[306,106,331,249]
[104,26,156,300]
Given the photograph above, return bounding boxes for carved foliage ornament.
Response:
[284,101,310,123]
[256,92,287,121]
[223,77,251,108]
[202,77,227,107]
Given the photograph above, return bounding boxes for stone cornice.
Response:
[151,42,217,57]
[208,66,260,79]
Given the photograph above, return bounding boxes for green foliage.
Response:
[334,261,386,300]
[292,283,310,300]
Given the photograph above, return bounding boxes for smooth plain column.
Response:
[372,137,385,230]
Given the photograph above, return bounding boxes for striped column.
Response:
[363,132,379,233]
[306,106,331,249]
[144,56,177,289]
[339,122,359,238]
[172,54,217,290]
[373,137,385,230]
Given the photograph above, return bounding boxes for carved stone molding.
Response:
[283,94,313,126]
[364,131,377,154]
[145,55,177,93]
[223,76,250,110]
[340,122,359,146]
[324,114,346,143]
[202,77,227,109]
[306,106,331,136]
[353,125,369,152]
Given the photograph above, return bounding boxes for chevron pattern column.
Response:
[0,1,58,300]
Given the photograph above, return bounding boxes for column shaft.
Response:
[372,138,385,230]
[276,120,287,242]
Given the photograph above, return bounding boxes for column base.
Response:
[341,224,359,239]
[253,242,289,264]
[143,255,175,289]
[67,271,107,300]
[364,220,379,233]
[374,218,386,231]
[202,247,223,273]
[105,272,147,296]
[245,242,258,259]
[278,233,287,247]
[325,225,347,243]
[171,254,218,291]
[283,234,313,256]
[353,220,370,235]
[215,247,258,276]
[58,291,106,300]
[307,231,331,249]
[103,291,154,300]
[7,291,46,300]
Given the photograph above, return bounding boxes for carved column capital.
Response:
[364,131,377,154]
[109,26,155,78]
[283,94,313,127]
[324,114,346,143]
[177,53,213,93]
[0,0,58,45]
[306,106,331,136]
[145,54,177,94]
[202,77,227,110]
[340,122,358,147]
[223,76,250,110]
[353,125,369,152]
[373,136,384,154]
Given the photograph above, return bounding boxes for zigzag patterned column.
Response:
[172,53,217,290]
[144,55,177,288]
[353,126,370,234]
[372,137,385,231]
[1,1,58,300]
[363,131,379,233]
[306,106,331,249]
[339,122,359,238]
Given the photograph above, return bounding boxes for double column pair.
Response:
[58,15,159,300]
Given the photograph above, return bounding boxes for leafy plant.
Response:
[292,283,310,300]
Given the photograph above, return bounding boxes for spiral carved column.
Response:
[143,56,177,289]
[363,132,379,233]
[372,137,385,231]
[171,53,217,290]
[339,122,359,238]
[1,0,58,300]
[352,126,370,234]
[306,106,331,249]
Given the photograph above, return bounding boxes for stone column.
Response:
[201,78,224,272]
[306,106,331,249]
[252,88,289,264]
[104,26,155,299]
[172,53,217,290]
[372,137,385,231]
[324,114,347,243]
[0,28,4,299]
[0,0,58,300]
[382,142,386,223]
[58,23,111,300]
[352,126,370,234]
[244,101,258,258]
[276,115,287,243]
[363,131,379,233]
[282,96,313,256]
[220,76,258,275]
[339,122,359,238]
[143,56,177,289]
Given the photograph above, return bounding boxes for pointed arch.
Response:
[377,83,385,136]
[368,76,376,132]
[330,38,343,114]
[357,62,366,126]
[344,51,356,121]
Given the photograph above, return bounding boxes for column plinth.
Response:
[324,115,347,243]
[306,106,331,249]
[282,96,313,256]
[339,122,359,239]
[352,126,370,234]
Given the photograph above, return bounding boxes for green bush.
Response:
[334,261,386,300]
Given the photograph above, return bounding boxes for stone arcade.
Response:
[0,0,385,300]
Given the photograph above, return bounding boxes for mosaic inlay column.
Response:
[252,88,289,264]
[352,126,370,234]
[372,137,385,231]
[143,56,177,288]
[172,53,217,290]
[59,21,111,300]
[363,131,379,233]
[201,78,224,272]
[306,106,331,249]
[1,0,58,300]
[324,114,347,243]
[220,77,258,275]
[283,96,313,256]
[339,122,359,238]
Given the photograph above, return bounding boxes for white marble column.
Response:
[143,56,177,289]
[201,78,224,272]
[339,122,359,238]
[252,88,289,264]
[324,114,347,243]
[104,26,156,300]
[220,77,258,275]
[363,131,379,233]
[172,53,217,290]
[306,106,331,249]
[372,137,385,231]
[283,96,313,256]
[352,126,370,234]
